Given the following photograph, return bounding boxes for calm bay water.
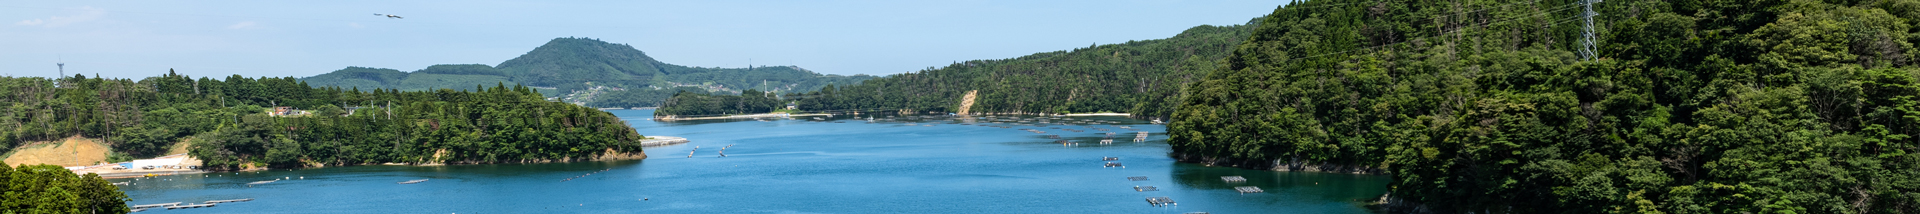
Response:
[114,109,1388,213]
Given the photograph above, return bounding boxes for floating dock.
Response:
[1234,186,1265,194]
[398,179,429,184]
[1128,176,1149,181]
[206,198,253,204]
[130,202,181,209]
[1221,176,1247,183]
[165,203,215,209]
[1134,186,1159,191]
[1146,197,1177,207]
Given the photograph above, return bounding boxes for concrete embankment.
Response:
[91,169,207,179]
[1061,113,1131,116]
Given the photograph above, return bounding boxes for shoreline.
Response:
[93,169,208,179]
[655,113,830,121]
[1060,112,1131,116]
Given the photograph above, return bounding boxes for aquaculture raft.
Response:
[130,202,180,209]
[1221,176,1247,183]
[205,198,253,204]
[165,203,215,210]
[1146,197,1177,207]
[1234,186,1265,194]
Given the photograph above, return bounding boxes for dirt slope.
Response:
[2,136,110,166]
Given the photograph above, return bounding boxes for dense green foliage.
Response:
[654,89,783,117]
[301,37,874,108]
[0,72,647,169]
[587,86,708,109]
[0,162,128,214]
[1171,0,1920,213]
[654,23,1258,117]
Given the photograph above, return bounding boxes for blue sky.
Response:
[2,1,1287,79]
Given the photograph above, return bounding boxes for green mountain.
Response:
[656,22,1258,117]
[300,37,875,107]
[1171,0,1920,213]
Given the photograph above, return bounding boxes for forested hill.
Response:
[300,37,875,107]
[655,22,1258,117]
[0,72,649,170]
[1171,0,1920,213]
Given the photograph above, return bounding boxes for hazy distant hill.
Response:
[300,37,874,107]
[300,65,513,92]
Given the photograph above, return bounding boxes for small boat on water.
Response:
[246,180,277,185]
[398,179,429,184]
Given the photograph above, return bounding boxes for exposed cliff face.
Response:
[1373,192,1436,214]
[591,148,648,161]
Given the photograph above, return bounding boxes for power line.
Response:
[1578,0,1602,60]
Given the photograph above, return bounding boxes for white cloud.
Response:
[227,21,256,29]
[348,22,363,28]
[15,6,105,27]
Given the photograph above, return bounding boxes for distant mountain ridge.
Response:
[300,37,874,106]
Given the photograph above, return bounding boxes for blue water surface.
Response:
[115,109,1388,213]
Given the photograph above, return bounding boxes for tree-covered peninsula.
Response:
[1172,0,1920,212]
[655,22,1259,118]
[0,72,648,170]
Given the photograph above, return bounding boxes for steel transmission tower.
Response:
[55,61,64,88]
[1579,0,1601,60]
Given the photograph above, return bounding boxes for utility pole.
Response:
[1579,0,1602,61]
